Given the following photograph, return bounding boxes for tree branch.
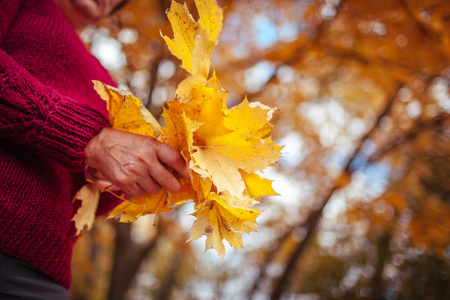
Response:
[146,56,163,111]
[156,239,185,300]
[320,44,440,79]
[366,114,448,165]
[396,0,439,38]
[247,225,295,299]
[370,231,392,300]
[107,222,161,300]
[269,89,398,300]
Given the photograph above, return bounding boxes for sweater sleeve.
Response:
[0,1,109,170]
[0,0,20,39]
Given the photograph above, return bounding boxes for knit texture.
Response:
[0,0,121,289]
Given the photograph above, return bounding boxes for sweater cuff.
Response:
[38,98,109,170]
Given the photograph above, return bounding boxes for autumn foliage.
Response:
[75,0,281,258]
[70,0,450,299]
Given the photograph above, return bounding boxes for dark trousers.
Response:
[0,251,69,300]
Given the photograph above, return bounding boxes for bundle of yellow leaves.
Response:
[73,0,281,257]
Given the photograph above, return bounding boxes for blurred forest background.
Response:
[69,0,450,299]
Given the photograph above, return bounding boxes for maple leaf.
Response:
[167,178,198,205]
[107,179,196,223]
[163,79,280,199]
[161,107,201,158]
[175,75,207,101]
[108,188,172,223]
[168,80,229,139]
[191,29,215,78]
[161,0,222,77]
[161,2,200,75]
[72,183,100,235]
[93,80,162,137]
[187,192,261,258]
[241,171,280,199]
[195,0,223,42]
[187,97,280,197]
[190,170,214,201]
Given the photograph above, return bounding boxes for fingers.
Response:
[136,173,162,195]
[115,170,173,196]
[85,128,189,197]
[85,167,118,191]
[106,163,146,197]
[147,161,182,194]
[155,142,190,179]
[131,182,149,197]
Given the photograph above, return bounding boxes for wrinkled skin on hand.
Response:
[85,127,189,197]
[84,166,120,193]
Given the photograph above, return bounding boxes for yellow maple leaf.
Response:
[72,183,100,235]
[175,74,207,101]
[108,188,172,223]
[108,177,196,223]
[173,81,230,139]
[241,171,279,199]
[191,29,215,78]
[167,177,198,205]
[188,169,214,202]
[164,79,280,199]
[93,80,162,137]
[162,0,222,77]
[108,201,146,223]
[161,107,200,157]
[189,115,280,197]
[161,2,199,74]
[195,0,223,42]
[224,98,277,139]
[188,192,261,258]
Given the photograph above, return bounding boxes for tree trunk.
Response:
[107,222,159,300]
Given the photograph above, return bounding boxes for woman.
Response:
[0,0,188,298]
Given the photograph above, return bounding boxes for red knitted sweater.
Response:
[0,0,120,289]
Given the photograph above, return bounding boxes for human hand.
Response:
[85,127,189,197]
[84,166,120,193]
